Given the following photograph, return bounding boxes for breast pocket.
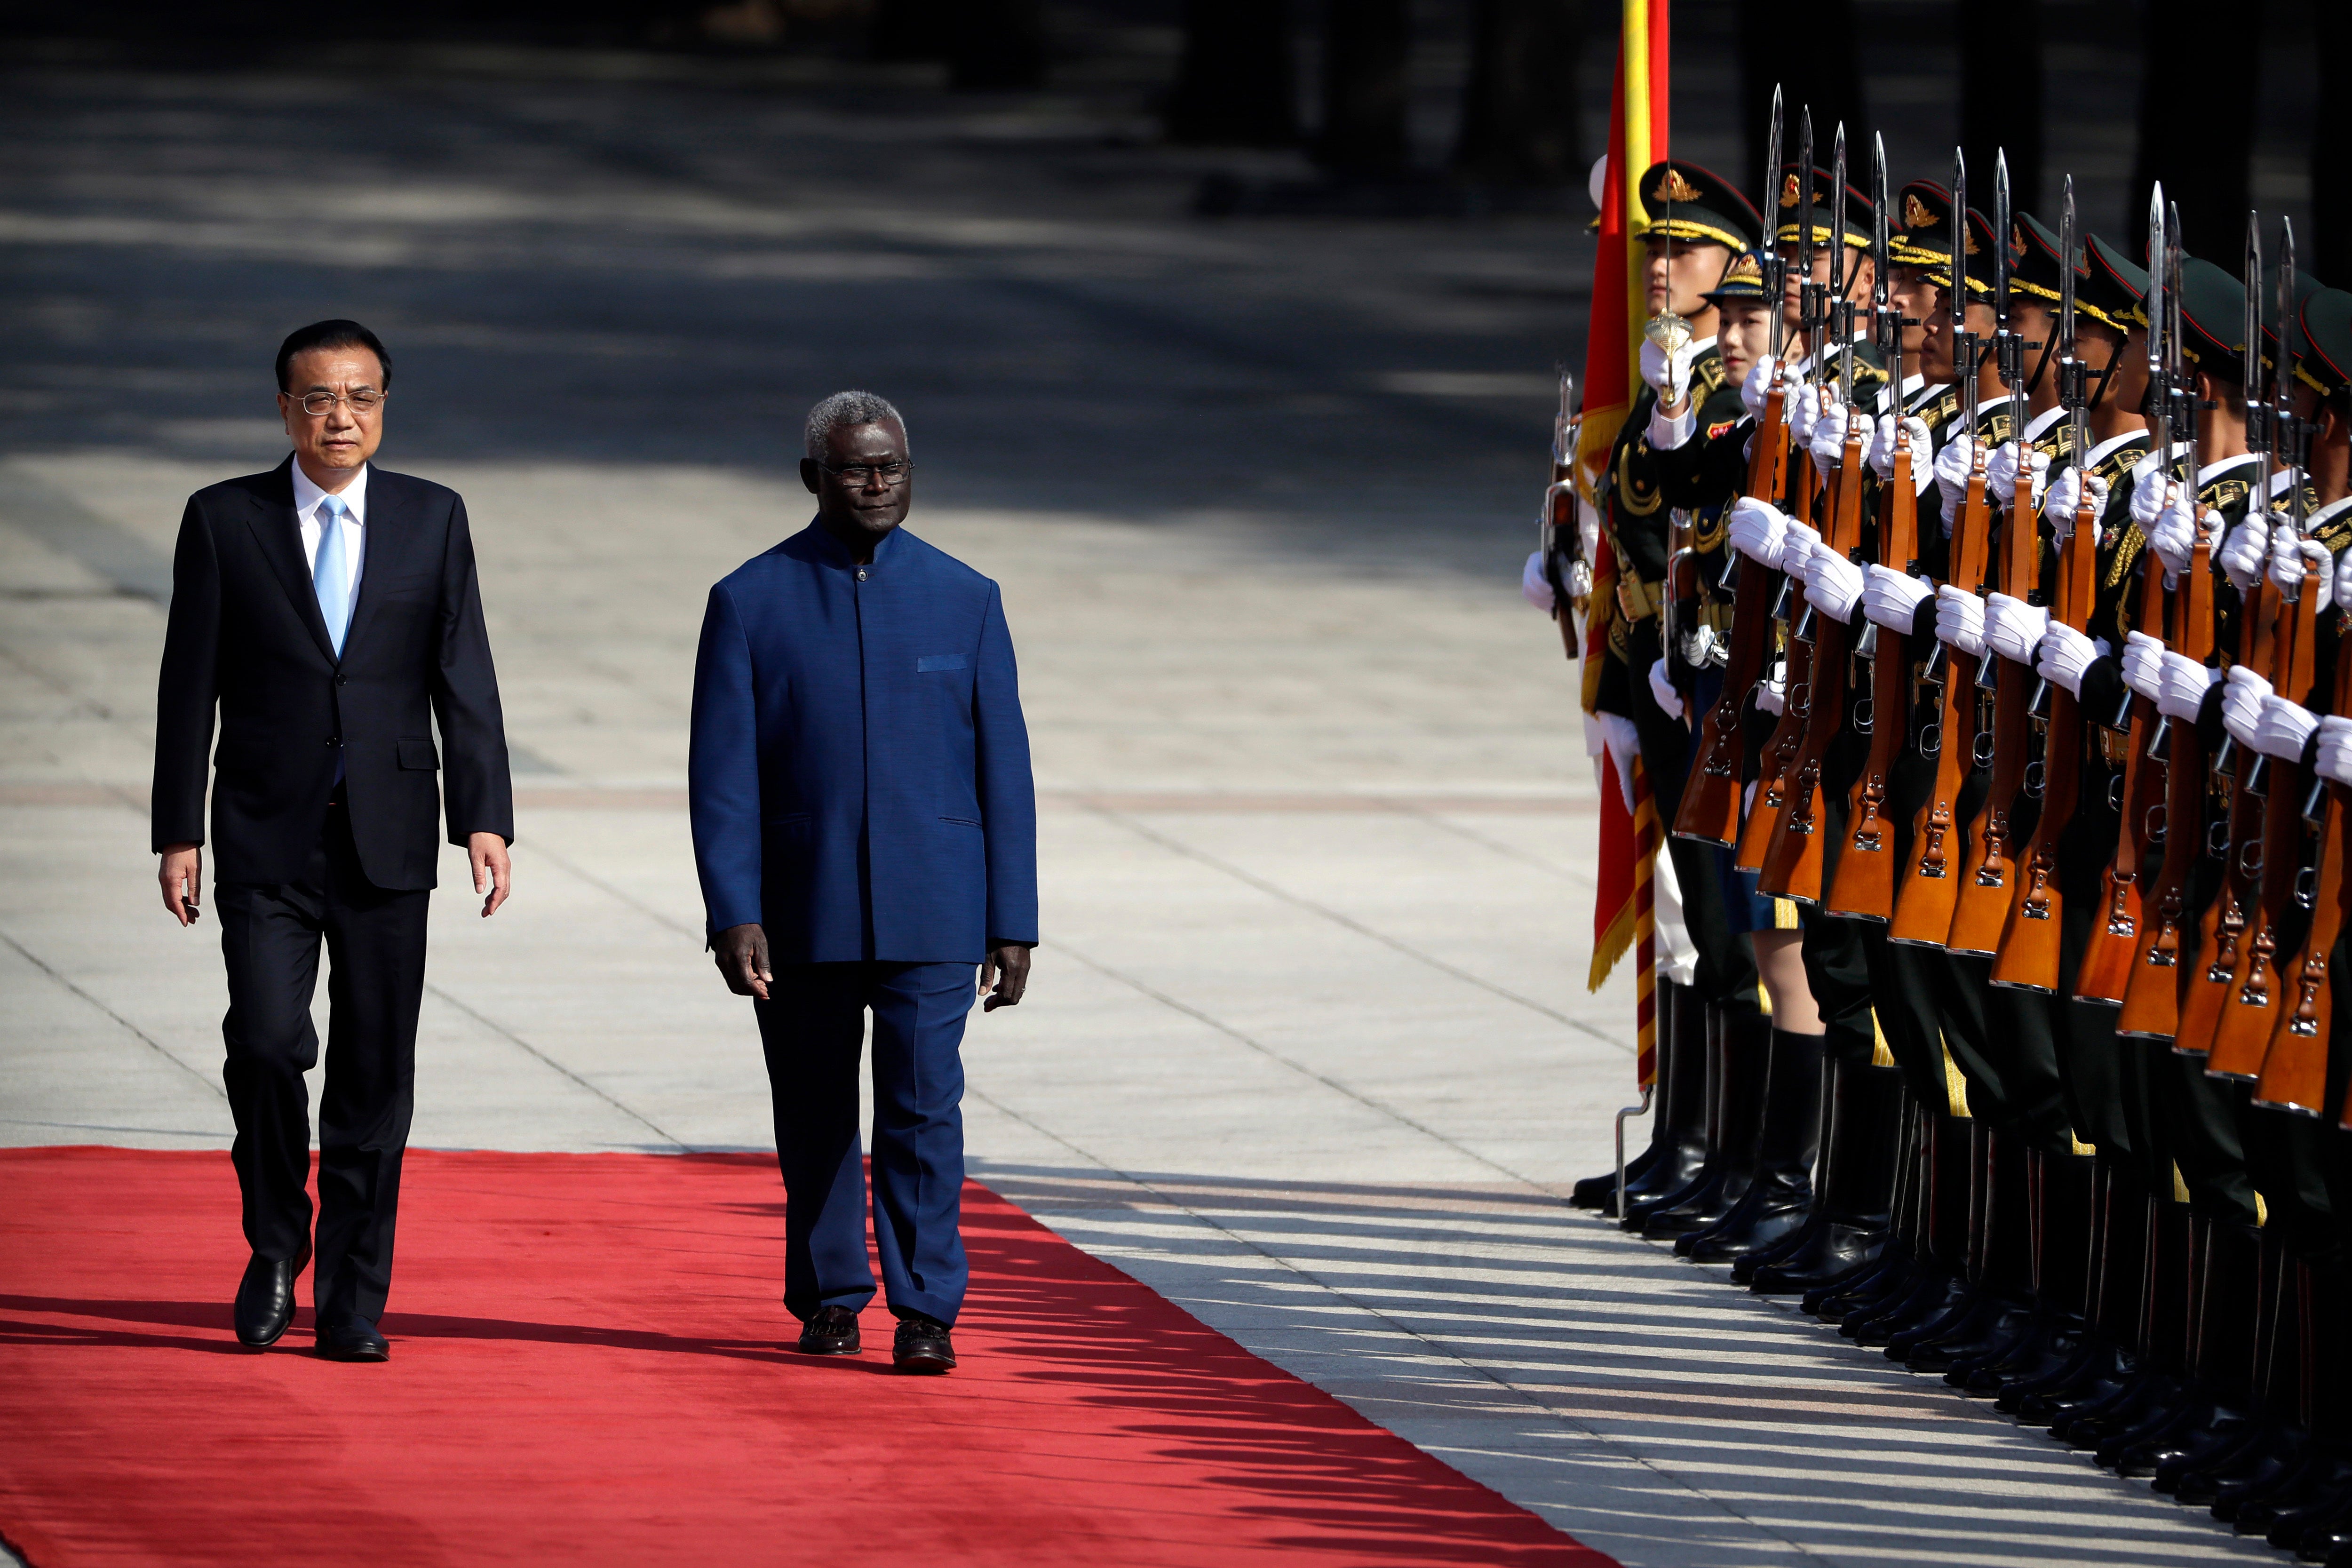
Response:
[916,653,969,673]
[370,571,437,603]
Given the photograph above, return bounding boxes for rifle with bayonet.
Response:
[2209,217,2322,1075]
[1760,122,1867,902]
[1676,87,1789,845]
[2076,186,2177,1003]
[1538,370,1584,661]
[2177,214,2282,1056]
[1827,134,1916,919]
[1947,151,2039,954]
[1990,176,2094,990]
[2255,633,2352,1111]
[2119,201,2210,1039]
[1891,150,1997,946]
[1736,110,1826,873]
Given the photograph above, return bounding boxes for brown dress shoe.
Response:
[892,1313,955,1374]
[797,1305,861,1355]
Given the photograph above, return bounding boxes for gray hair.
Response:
[803,390,907,461]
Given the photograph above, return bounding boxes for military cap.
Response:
[1703,247,1772,305]
[2260,264,2325,371]
[1772,165,1873,251]
[2079,234,2147,334]
[1910,204,1998,298]
[1635,160,1764,255]
[2299,288,2352,398]
[2175,255,2249,382]
[2006,212,2084,306]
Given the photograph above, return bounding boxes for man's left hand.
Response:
[980,944,1031,1011]
[469,832,511,917]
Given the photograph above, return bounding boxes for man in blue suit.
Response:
[690,390,1037,1374]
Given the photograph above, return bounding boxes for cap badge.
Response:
[1779,173,1801,210]
[1653,167,1702,204]
[1902,192,1935,230]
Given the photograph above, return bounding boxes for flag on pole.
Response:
[1579,0,1670,1092]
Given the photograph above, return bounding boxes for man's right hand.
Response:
[159,844,202,926]
[714,922,771,1001]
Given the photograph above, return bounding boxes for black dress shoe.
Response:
[797,1305,861,1356]
[232,1242,310,1349]
[315,1317,389,1362]
[892,1314,955,1374]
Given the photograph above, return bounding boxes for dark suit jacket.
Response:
[151,456,514,890]
[689,522,1037,964]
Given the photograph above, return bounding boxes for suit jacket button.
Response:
[327,736,339,747]
[855,569,868,581]
[336,674,348,685]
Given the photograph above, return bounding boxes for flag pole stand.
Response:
[1614,1085,1653,1219]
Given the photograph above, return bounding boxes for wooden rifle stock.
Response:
[1946,461,2047,954]
[2118,540,2215,1040]
[1734,398,1823,873]
[1674,382,1791,845]
[2076,557,2172,1003]
[1988,477,2101,989]
[2254,641,2352,1113]
[2176,581,2279,1057]
[1825,429,1922,920]
[1890,460,1995,945]
[1758,411,1871,901]
[2207,582,2321,1077]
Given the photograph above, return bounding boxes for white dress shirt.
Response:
[291,459,368,599]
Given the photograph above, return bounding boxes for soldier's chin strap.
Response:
[2088,334,2124,412]
[2026,326,2060,397]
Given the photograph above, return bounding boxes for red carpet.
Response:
[0,1148,1609,1568]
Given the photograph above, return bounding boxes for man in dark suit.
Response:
[152,319,515,1362]
[690,390,1036,1375]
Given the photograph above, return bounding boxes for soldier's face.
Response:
[2088,323,2146,414]
[1645,238,1729,319]
[1886,265,1940,358]
[1717,302,1773,387]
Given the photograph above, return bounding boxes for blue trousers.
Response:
[754,961,971,1326]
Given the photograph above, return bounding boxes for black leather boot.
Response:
[2091,1218,2260,1471]
[1748,1061,1903,1292]
[1638,1005,1771,1239]
[1807,1098,1927,1318]
[1730,1053,1837,1282]
[1679,1029,1825,1262]
[1622,996,1731,1230]
[2052,1200,2197,1444]
[1902,1127,2037,1372]
[1953,1147,2095,1393]
[2153,1227,2293,1493]
[2002,1162,2143,1416]
[1844,1110,1971,1344]
[1573,978,1707,1212]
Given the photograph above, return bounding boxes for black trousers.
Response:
[215,799,429,1327]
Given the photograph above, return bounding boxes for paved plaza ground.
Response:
[0,44,2283,1566]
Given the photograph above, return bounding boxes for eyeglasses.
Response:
[816,460,911,487]
[293,390,386,416]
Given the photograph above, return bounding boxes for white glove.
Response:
[2035,623,2101,696]
[2220,665,2273,749]
[2252,694,2319,761]
[1641,333,1700,406]
[1740,359,1775,421]
[2043,469,2110,545]
[1726,497,1790,566]
[1935,585,1987,658]
[2146,488,2201,577]
[2315,715,2352,788]
[1985,442,2050,510]
[1756,658,1787,716]
[1521,549,1556,613]
[2129,470,2171,532]
[1863,565,1935,633]
[2121,630,2166,702]
[1804,544,1866,621]
[2268,529,2328,597]
[1647,656,1685,719]
[1867,414,1936,496]
[2217,519,2269,592]
[2336,548,2352,614]
[1808,398,1854,479]
[1934,435,1979,521]
[1788,383,1823,449]
[1984,592,2050,664]
[2157,652,2220,721]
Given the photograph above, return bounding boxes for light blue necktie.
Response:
[313,494,352,656]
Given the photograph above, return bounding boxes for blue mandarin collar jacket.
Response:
[689,521,1038,963]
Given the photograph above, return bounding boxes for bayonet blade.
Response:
[1763,84,1783,234]
[1828,121,1848,303]
[2058,175,2077,363]
[1764,87,1785,359]
[2147,181,2167,464]
[1993,151,2011,327]
[1953,149,1969,335]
